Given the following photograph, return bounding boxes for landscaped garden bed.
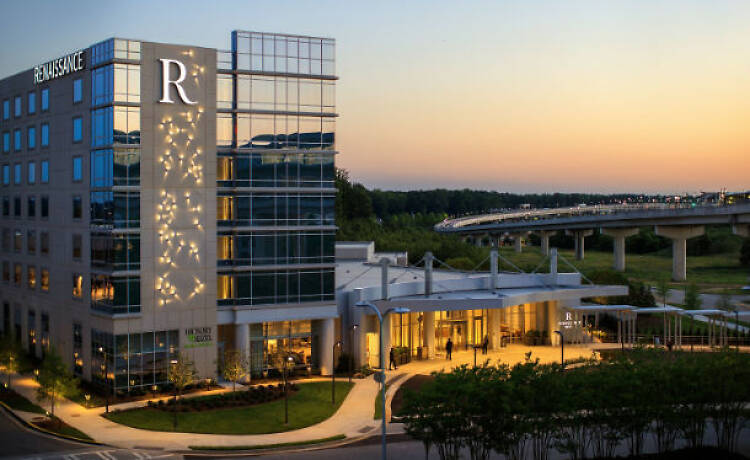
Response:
[146,383,296,412]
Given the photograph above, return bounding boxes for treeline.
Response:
[400,349,750,460]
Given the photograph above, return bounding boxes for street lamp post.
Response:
[356,301,410,460]
[332,340,342,404]
[554,330,564,370]
[284,355,293,424]
[349,324,358,384]
[169,358,178,430]
[98,346,109,413]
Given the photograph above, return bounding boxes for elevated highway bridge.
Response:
[435,203,750,281]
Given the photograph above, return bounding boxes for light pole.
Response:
[332,340,342,404]
[554,330,564,370]
[170,358,178,430]
[98,346,109,413]
[284,354,293,424]
[349,324,358,383]
[356,301,410,460]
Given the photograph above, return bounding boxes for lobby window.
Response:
[13,264,21,286]
[27,266,36,289]
[72,273,83,298]
[40,268,49,291]
[2,165,8,185]
[27,162,35,184]
[72,234,82,259]
[73,157,82,182]
[40,195,48,218]
[27,196,35,217]
[14,129,21,151]
[27,126,36,150]
[113,64,140,103]
[41,161,49,183]
[14,96,21,118]
[72,117,83,143]
[40,123,49,147]
[13,164,21,185]
[2,99,8,120]
[13,230,22,252]
[13,196,20,217]
[73,78,83,103]
[28,92,36,115]
[2,132,9,153]
[113,106,140,144]
[40,232,49,255]
[72,195,82,219]
[27,230,35,254]
[41,88,49,112]
[91,275,140,314]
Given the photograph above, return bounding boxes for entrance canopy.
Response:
[566,304,637,313]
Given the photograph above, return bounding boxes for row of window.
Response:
[91,39,141,67]
[90,275,140,314]
[216,75,335,112]
[229,31,334,76]
[217,113,334,150]
[1,80,84,124]
[90,191,139,228]
[91,106,139,147]
[217,153,334,188]
[1,195,50,219]
[2,160,50,185]
[2,123,50,153]
[217,231,335,266]
[91,63,140,106]
[1,262,50,291]
[216,193,335,227]
[90,149,140,187]
[2,228,51,255]
[217,269,334,306]
[91,233,140,271]
[3,304,50,357]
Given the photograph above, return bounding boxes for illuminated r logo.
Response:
[159,58,197,105]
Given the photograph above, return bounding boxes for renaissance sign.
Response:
[159,58,197,105]
[33,50,86,85]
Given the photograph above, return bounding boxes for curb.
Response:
[0,400,103,446]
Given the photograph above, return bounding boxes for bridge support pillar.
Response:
[509,232,529,253]
[566,229,593,260]
[601,227,639,272]
[732,224,750,238]
[654,225,705,281]
[535,230,557,256]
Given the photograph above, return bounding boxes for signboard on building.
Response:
[185,327,212,348]
[33,50,86,84]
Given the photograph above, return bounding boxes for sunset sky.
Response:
[3,0,748,193]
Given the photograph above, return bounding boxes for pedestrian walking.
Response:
[389,347,398,370]
[482,335,489,355]
[446,338,453,360]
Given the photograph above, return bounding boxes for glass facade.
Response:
[217,31,336,309]
[247,320,313,377]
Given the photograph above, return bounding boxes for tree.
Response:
[654,277,671,344]
[35,347,78,419]
[220,349,247,396]
[0,336,22,389]
[740,238,750,267]
[168,353,197,430]
[684,282,702,311]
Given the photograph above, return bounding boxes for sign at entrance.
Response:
[558,312,580,329]
[159,58,197,105]
[185,327,212,348]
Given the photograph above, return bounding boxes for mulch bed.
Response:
[390,374,434,417]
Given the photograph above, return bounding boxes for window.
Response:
[91,233,140,270]
[27,196,35,217]
[2,165,8,185]
[72,273,83,298]
[72,117,83,143]
[13,196,20,217]
[14,96,21,118]
[2,132,8,153]
[27,162,35,184]
[113,64,140,103]
[41,88,49,112]
[90,149,140,187]
[27,266,36,289]
[27,127,36,149]
[72,195,82,219]
[41,195,48,218]
[27,230,35,254]
[40,232,49,255]
[114,106,140,144]
[91,275,140,314]
[73,78,83,103]
[40,123,49,147]
[13,264,21,286]
[2,197,7,216]
[14,129,21,151]
[72,234,82,259]
[2,262,8,283]
[90,191,139,228]
[28,92,36,115]
[13,230,21,252]
[13,164,21,185]
[72,156,82,182]
[41,268,49,291]
[1,228,8,250]
[2,100,8,120]
[40,161,49,183]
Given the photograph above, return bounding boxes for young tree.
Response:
[684,282,702,311]
[168,353,197,430]
[654,277,670,345]
[0,336,22,389]
[220,349,248,396]
[35,346,78,419]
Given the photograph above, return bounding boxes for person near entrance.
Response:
[482,335,489,355]
[446,338,453,360]
[389,347,398,370]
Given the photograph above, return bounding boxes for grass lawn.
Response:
[104,381,353,434]
[495,247,749,288]
[0,387,45,414]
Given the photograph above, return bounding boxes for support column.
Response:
[381,314,392,368]
[235,323,250,356]
[318,318,335,375]
[424,251,434,296]
[510,232,529,253]
[423,311,435,358]
[565,229,593,260]
[654,225,705,281]
[380,257,390,300]
[536,230,557,256]
[732,224,750,238]
[601,227,639,272]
